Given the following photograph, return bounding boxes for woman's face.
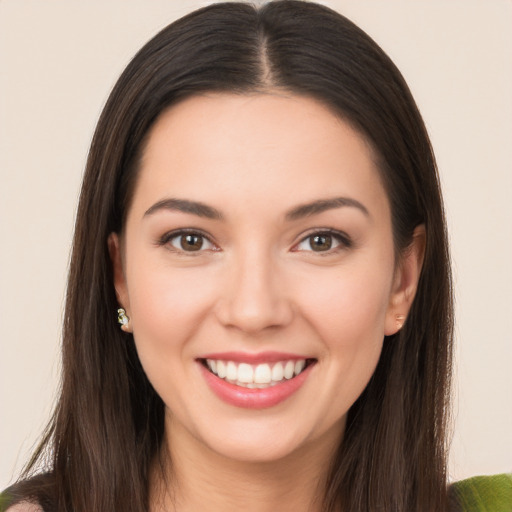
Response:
[111,93,420,463]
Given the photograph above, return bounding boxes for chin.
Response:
[205,432,311,464]
[186,412,344,466]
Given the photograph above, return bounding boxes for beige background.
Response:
[1,0,511,486]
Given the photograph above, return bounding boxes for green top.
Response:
[2,473,511,511]
[450,474,512,512]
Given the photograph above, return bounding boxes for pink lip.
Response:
[199,351,309,364]
[198,360,315,410]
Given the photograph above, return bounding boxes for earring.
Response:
[395,314,406,331]
[117,308,130,332]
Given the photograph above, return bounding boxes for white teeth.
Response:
[254,363,272,384]
[271,362,284,381]
[226,361,237,381]
[237,363,254,383]
[294,360,305,375]
[205,358,309,387]
[284,361,295,379]
[217,360,226,379]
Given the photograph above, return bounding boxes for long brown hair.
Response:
[3,2,453,511]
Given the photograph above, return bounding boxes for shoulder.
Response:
[0,473,53,512]
[449,473,512,512]
[4,504,43,512]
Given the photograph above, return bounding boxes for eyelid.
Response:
[156,227,351,254]
[158,228,220,252]
[292,228,352,253]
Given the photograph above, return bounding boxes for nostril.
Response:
[212,266,294,333]
[214,296,294,334]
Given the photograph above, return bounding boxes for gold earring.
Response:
[117,308,130,332]
[395,314,406,331]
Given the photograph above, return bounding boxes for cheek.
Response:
[125,261,222,416]
[126,261,219,360]
[296,253,393,371]
[296,262,393,345]
[293,263,392,424]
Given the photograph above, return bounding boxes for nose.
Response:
[214,247,294,334]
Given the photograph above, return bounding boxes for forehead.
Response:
[130,92,389,222]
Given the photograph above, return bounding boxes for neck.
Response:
[150,413,344,512]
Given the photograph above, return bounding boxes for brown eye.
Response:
[181,234,203,251]
[310,234,332,251]
[168,232,214,252]
[295,231,350,253]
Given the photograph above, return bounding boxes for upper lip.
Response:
[197,351,313,364]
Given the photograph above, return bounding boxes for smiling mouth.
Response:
[200,358,316,389]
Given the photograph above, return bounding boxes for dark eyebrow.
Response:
[144,198,223,220]
[285,197,370,221]
[144,196,368,222]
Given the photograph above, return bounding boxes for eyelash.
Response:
[158,229,218,254]
[292,229,352,254]
[157,228,352,255]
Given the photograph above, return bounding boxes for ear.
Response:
[108,232,131,315]
[384,225,426,336]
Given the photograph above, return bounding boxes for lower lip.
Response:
[199,362,314,409]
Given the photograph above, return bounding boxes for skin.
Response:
[110,93,424,511]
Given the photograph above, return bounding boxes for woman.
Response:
[1,2,509,511]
